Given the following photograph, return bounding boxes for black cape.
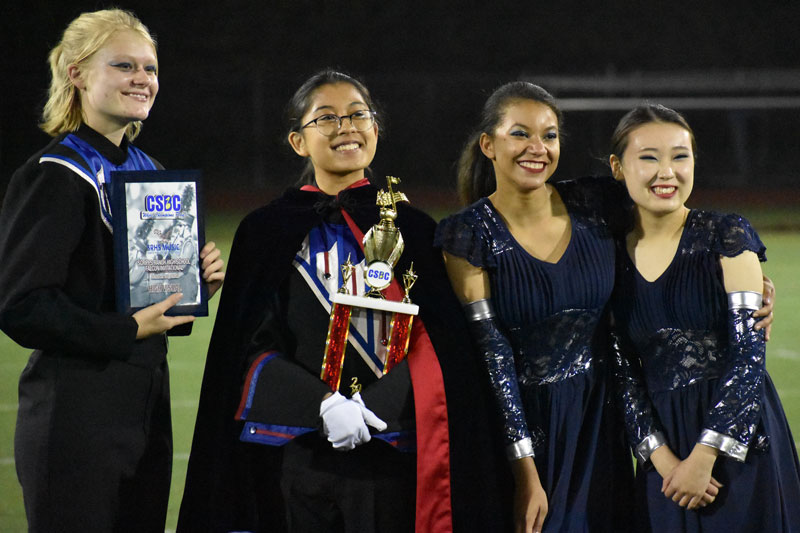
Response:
[178,184,510,532]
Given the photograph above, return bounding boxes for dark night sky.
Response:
[3,1,799,211]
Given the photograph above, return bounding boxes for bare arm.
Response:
[442,251,490,303]
[752,275,775,340]
[443,251,548,532]
[511,457,548,533]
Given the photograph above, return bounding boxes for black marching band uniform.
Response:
[0,125,183,531]
[179,179,508,532]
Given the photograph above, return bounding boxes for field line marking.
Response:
[773,348,800,360]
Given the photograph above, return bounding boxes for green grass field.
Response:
[1,211,799,532]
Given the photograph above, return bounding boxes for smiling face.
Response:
[480,99,560,195]
[612,121,695,217]
[288,82,378,193]
[70,30,158,143]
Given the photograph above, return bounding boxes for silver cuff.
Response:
[698,428,748,462]
[464,299,495,322]
[506,437,535,460]
[635,431,667,464]
[728,291,762,311]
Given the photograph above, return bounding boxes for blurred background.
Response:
[2,1,799,530]
[3,1,800,212]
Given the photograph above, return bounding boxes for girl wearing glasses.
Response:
[0,9,224,531]
[180,70,505,532]
[609,104,800,532]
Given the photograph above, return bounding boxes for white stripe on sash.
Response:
[39,155,113,233]
[293,235,386,376]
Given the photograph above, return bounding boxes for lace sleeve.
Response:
[465,307,540,458]
[434,207,496,269]
[713,213,767,261]
[610,328,666,464]
[701,297,766,462]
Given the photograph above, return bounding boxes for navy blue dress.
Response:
[436,178,634,532]
[612,209,800,532]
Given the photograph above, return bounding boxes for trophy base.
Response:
[332,293,419,316]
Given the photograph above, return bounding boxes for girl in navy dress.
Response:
[609,104,800,531]
[436,82,636,532]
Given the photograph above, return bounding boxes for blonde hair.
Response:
[41,9,157,141]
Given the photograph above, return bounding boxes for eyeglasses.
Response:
[301,110,377,136]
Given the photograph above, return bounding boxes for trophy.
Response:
[320,176,420,391]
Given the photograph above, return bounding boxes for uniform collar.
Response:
[299,177,371,194]
[74,124,131,166]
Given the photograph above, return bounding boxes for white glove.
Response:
[351,392,388,432]
[319,392,384,450]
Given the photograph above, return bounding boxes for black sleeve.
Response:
[168,322,193,336]
[238,286,333,428]
[0,162,138,359]
[361,358,414,426]
[241,275,413,429]
[558,176,633,237]
[194,206,330,430]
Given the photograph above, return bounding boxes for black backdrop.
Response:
[3,1,799,212]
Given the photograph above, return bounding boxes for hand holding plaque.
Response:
[320,177,419,391]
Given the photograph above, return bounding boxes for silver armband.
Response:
[698,428,748,462]
[728,291,762,311]
[634,431,667,464]
[506,437,535,461]
[464,299,495,322]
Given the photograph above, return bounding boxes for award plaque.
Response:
[111,170,208,316]
[320,176,419,391]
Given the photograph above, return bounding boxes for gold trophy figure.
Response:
[362,176,407,297]
[320,177,420,391]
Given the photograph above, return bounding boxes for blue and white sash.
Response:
[293,222,390,376]
[39,133,156,232]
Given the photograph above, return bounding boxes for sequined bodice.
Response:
[438,180,618,383]
[513,308,604,385]
[636,328,725,392]
[613,210,767,391]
